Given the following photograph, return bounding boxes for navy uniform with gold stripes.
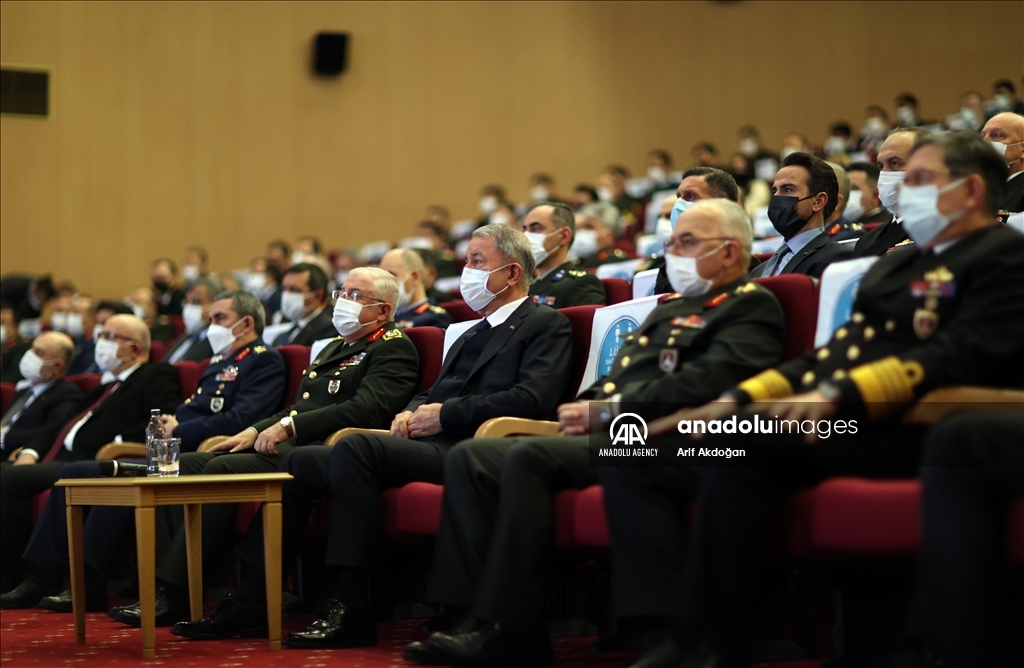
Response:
[394,300,452,330]
[528,262,607,308]
[174,339,285,452]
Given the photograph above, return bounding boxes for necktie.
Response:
[761,243,791,277]
[42,382,120,462]
[275,322,302,346]
[1,390,31,429]
[462,319,492,341]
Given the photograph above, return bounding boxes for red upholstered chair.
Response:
[439,300,478,323]
[752,274,818,361]
[600,278,632,305]
[0,381,14,414]
[404,326,444,393]
[754,252,775,263]
[167,315,185,338]
[1009,498,1024,567]
[613,239,637,257]
[149,340,167,363]
[173,359,209,401]
[275,344,312,410]
[380,482,445,543]
[557,305,599,403]
[67,373,103,395]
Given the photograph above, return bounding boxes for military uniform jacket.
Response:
[852,215,913,258]
[579,277,786,422]
[575,248,631,270]
[530,261,607,309]
[997,172,1024,218]
[395,300,452,330]
[736,225,1024,421]
[749,230,853,279]
[252,323,419,448]
[174,339,286,452]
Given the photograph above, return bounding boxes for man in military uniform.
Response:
[1,291,288,612]
[610,132,1024,668]
[572,202,632,269]
[404,199,787,666]
[378,248,452,329]
[106,268,419,626]
[852,127,932,257]
[981,111,1024,225]
[522,201,606,308]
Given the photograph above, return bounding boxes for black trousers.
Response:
[907,411,1024,664]
[427,436,597,627]
[236,434,450,581]
[1,460,71,579]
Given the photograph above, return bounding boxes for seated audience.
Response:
[573,203,629,269]
[378,249,452,329]
[981,111,1024,215]
[163,277,223,364]
[521,201,606,308]
[272,263,335,346]
[150,258,185,317]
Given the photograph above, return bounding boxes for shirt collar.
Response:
[785,226,823,255]
[15,379,57,395]
[1008,170,1024,182]
[484,296,529,328]
[100,362,142,386]
[295,306,324,328]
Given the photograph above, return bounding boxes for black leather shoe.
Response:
[282,599,377,649]
[405,616,484,664]
[109,588,189,627]
[38,588,108,613]
[418,605,469,632]
[630,641,721,668]
[170,595,268,640]
[0,580,51,609]
[425,622,553,667]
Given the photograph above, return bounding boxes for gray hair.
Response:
[186,276,224,301]
[215,290,266,335]
[688,199,753,268]
[349,267,399,319]
[472,224,537,288]
[827,161,851,216]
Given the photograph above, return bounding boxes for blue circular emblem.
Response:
[831,275,865,332]
[599,316,640,377]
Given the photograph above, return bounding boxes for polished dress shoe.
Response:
[170,595,268,640]
[405,616,484,664]
[282,599,377,649]
[38,587,108,613]
[418,605,469,632]
[424,621,553,667]
[630,641,721,668]
[109,588,189,627]
[0,580,52,609]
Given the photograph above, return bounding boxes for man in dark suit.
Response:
[749,152,852,279]
[1,332,82,464]
[67,301,132,376]
[150,258,186,317]
[379,248,453,329]
[613,131,1024,668]
[103,269,420,626]
[982,111,1024,217]
[405,200,786,667]
[271,262,335,346]
[852,128,932,258]
[0,275,55,326]
[162,277,222,364]
[171,225,574,649]
[0,314,180,590]
[1,291,289,611]
[522,201,607,309]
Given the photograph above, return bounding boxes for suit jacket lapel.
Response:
[466,299,535,380]
[782,231,828,274]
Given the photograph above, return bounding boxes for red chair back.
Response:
[754,252,775,263]
[752,274,819,361]
[558,305,600,401]
[600,278,632,305]
[167,315,185,338]
[173,359,209,401]
[439,300,478,323]
[276,345,311,409]
[67,373,103,395]
[0,381,14,414]
[149,340,167,363]
[405,326,444,393]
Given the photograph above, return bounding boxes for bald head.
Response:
[29,331,74,382]
[105,314,151,367]
[982,112,1024,175]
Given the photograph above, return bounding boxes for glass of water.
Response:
[153,438,181,477]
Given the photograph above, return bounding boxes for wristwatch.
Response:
[816,381,843,403]
[279,416,294,436]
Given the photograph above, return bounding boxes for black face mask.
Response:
[767,195,814,239]
[153,280,169,293]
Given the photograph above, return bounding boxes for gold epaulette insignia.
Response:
[737,369,793,402]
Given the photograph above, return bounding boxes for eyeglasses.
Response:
[98,331,138,345]
[331,289,383,305]
[663,236,735,254]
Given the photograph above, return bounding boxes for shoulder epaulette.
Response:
[568,269,589,277]
[253,345,267,354]
[427,304,447,314]
[705,292,730,308]
[734,283,759,294]
[382,329,403,341]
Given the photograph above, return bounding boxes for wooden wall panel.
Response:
[2,0,1020,298]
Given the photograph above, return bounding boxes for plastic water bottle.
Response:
[145,409,164,476]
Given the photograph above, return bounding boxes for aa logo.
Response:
[609,413,648,446]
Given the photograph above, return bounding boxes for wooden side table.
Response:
[56,473,292,660]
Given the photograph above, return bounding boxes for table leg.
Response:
[135,506,157,660]
[66,505,86,645]
[183,503,203,620]
[262,500,282,651]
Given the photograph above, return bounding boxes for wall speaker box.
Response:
[314,32,349,76]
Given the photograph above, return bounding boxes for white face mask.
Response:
[19,349,52,383]
[280,291,311,321]
[897,106,916,125]
[459,264,510,313]
[596,186,614,203]
[206,319,245,355]
[182,303,206,334]
[571,229,600,259]
[291,251,308,265]
[0,326,7,346]
[129,303,147,321]
[988,139,1024,166]
[529,186,549,202]
[489,211,511,226]
[824,136,847,156]
[664,243,726,297]
[479,196,498,215]
[655,216,674,247]
[877,171,904,213]
[524,231,560,266]
[51,312,70,332]
[993,94,1012,111]
[780,146,799,160]
[396,275,414,310]
[243,272,267,294]
[332,296,382,336]
[92,324,103,342]
[647,166,666,182]
[844,190,865,221]
[94,337,126,372]
[865,117,886,135]
[334,270,350,287]
[182,265,200,281]
[898,178,967,247]
[65,313,84,338]
[739,138,758,156]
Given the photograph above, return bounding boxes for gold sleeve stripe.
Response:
[849,356,925,420]
[738,370,793,402]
